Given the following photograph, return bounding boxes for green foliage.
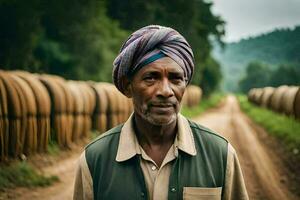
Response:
[0,162,58,189]
[269,63,300,87]
[213,26,300,92]
[181,93,224,118]
[0,0,223,93]
[198,57,223,96]
[106,0,225,90]
[238,95,300,151]
[239,62,272,93]
[239,61,300,93]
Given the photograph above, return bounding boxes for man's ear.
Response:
[123,77,133,98]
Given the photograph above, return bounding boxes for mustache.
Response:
[149,100,177,107]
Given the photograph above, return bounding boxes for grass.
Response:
[237,95,300,152]
[181,93,224,118]
[0,161,59,189]
[47,139,60,156]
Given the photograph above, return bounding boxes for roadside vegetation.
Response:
[0,161,58,190]
[238,95,300,152]
[181,93,224,118]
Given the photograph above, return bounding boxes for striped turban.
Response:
[113,25,195,94]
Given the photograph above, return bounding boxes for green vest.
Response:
[85,120,228,200]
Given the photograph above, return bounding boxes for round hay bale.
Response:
[280,86,299,116]
[11,74,38,155]
[0,71,9,161]
[55,78,74,148]
[185,85,202,107]
[14,71,51,152]
[269,85,289,112]
[91,83,109,133]
[77,82,93,139]
[294,87,300,119]
[252,88,264,105]
[260,87,275,107]
[248,88,259,103]
[0,71,26,158]
[181,90,188,107]
[68,81,84,142]
[39,75,67,148]
[100,83,119,129]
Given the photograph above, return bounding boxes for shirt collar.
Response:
[116,113,197,162]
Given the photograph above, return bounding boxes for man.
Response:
[73,25,248,200]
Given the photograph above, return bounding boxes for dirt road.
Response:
[5,95,298,199]
[193,95,298,200]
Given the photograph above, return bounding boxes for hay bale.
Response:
[294,87,300,119]
[252,88,264,105]
[269,85,289,112]
[100,83,119,129]
[0,71,26,158]
[54,78,74,148]
[91,83,109,133]
[280,86,299,116]
[185,85,202,107]
[77,82,94,139]
[260,87,275,107]
[248,88,260,103]
[14,71,51,152]
[11,74,38,155]
[68,81,85,142]
[0,71,9,161]
[39,75,67,148]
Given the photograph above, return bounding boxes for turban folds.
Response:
[113,25,195,94]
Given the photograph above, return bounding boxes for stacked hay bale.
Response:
[102,83,127,129]
[0,71,9,161]
[260,87,275,107]
[253,88,264,105]
[91,82,133,133]
[280,86,299,116]
[269,85,289,112]
[247,88,256,102]
[78,82,96,139]
[68,81,85,142]
[14,71,51,152]
[39,75,71,148]
[0,71,26,158]
[91,82,109,133]
[181,85,202,108]
[55,77,75,147]
[248,85,300,119]
[10,73,38,155]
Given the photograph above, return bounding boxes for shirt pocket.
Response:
[183,187,222,200]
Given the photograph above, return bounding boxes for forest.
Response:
[214,26,300,92]
[0,0,225,96]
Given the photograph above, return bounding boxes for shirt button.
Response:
[171,187,176,192]
[141,192,145,197]
[151,165,157,171]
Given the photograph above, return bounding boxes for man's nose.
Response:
[157,78,174,98]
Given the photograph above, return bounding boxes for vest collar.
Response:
[116,113,197,162]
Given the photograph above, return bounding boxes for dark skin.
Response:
[123,57,186,167]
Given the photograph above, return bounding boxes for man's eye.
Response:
[143,76,155,81]
[171,76,184,82]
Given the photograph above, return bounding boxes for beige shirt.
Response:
[73,114,248,200]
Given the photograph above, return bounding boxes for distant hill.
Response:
[213,26,300,92]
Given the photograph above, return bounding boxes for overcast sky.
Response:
[211,0,300,42]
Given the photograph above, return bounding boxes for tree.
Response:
[269,63,300,87]
[106,0,225,90]
[239,62,271,93]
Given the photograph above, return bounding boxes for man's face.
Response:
[128,57,186,126]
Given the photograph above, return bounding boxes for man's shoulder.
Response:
[187,119,228,146]
[85,124,123,153]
